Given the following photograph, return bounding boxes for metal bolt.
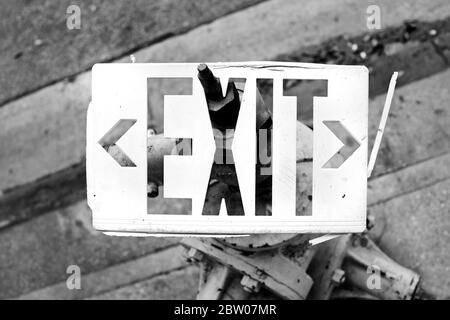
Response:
[240,275,261,293]
[255,269,266,278]
[366,214,375,230]
[359,236,369,247]
[331,269,346,285]
[185,248,204,264]
[147,183,159,198]
[147,128,157,137]
[197,64,222,101]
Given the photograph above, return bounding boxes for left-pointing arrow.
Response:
[98,119,137,167]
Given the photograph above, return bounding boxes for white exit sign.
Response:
[87,62,368,235]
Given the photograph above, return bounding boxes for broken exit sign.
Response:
[87,62,368,235]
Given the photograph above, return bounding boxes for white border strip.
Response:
[367,72,398,178]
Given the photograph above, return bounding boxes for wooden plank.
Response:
[2,0,450,192]
[0,0,265,106]
[15,246,188,300]
[0,200,177,299]
[88,266,199,300]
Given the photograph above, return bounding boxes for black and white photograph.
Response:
[0,0,449,309]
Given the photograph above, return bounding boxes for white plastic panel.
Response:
[87,62,368,234]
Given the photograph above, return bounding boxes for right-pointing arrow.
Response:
[322,120,361,169]
[98,119,137,167]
